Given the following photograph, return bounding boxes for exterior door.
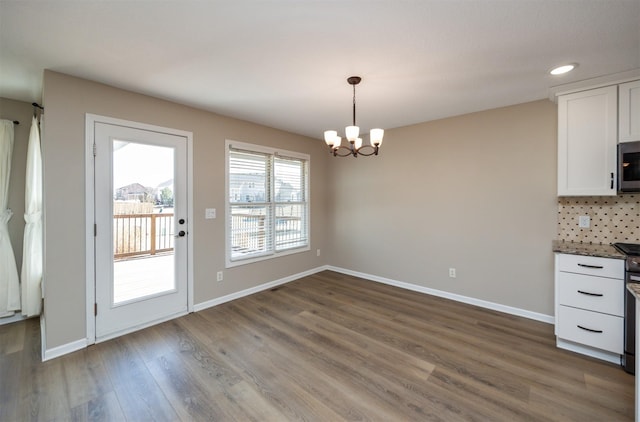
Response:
[94,122,188,341]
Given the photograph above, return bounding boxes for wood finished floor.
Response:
[0,270,635,421]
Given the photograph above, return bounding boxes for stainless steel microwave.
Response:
[618,141,640,192]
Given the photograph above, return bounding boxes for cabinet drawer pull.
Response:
[577,325,603,334]
[577,290,604,297]
[577,263,604,269]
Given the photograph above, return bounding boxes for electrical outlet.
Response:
[205,208,216,219]
[216,271,223,282]
[578,215,590,228]
[316,249,321,257]
[449,268,456,278]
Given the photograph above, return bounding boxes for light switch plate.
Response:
[205,208,216,219]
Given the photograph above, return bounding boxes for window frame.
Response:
[225,140,310,268]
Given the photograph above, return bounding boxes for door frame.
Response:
[84,114,194,344]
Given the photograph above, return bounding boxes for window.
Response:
[226,140,310,266]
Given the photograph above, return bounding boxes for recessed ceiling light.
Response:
[550,63,578,75]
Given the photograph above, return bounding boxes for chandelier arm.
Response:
[355,145,377,156]
[334,145,354,157]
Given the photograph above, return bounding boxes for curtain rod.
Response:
[13,120,19,125]
[32,102,44,110]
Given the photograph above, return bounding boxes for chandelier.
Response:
[324,76,384,157]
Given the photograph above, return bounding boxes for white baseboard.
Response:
[327,266,555,325]
[43,337,87,361]
[40,264,555,361]
[194,265,328,312]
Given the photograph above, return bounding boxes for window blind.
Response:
[227,144,309,263]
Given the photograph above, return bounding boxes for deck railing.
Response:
[113,212,303,260]
[231,214,303,255]
[114,213,174,259]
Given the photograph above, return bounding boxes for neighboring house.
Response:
[230,174,299,203]
[115,183,153,202]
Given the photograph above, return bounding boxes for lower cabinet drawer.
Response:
[557,305,623,354]
[556,272,624,316]
[556,254,624,279]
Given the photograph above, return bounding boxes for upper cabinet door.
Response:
[619,80,640,143]
[558,86,618,196]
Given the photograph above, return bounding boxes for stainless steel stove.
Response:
[613,242,640,374]
[613,242,640,256]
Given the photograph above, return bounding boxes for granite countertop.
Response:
[552,240,626,259]
[628,283,640,300]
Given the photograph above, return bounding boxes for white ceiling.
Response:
[1,1,639,140]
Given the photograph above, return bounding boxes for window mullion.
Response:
[268,154,276,254]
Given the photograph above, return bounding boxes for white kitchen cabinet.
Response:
[619,80,640,143]
[557,86,618,196]
[555,253,625,362]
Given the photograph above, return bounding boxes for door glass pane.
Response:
[112,140,175,305]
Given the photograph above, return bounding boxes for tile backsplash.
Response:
[558,195,640,244]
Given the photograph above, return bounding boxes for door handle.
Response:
[175,230,186,238]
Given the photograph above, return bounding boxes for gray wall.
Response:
[42,71,329,349]
[0,97,32,272]
[41,70,558,351]
[326,100,558,315]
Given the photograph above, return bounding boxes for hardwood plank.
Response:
[20,359,71,421]
[204,308,349,421]
[278,281,534,399]
[0,350,22,421]
[234,296,477,421]
[241,291,526,421]
[96,337,179,421]
[0,318,26,355]
[68,391,126,422]
[225,380,291,422]
[145,351,236,421]
[213,304,405,421]
[0,271,634,421]
[59,348,113,409]
[117,321,175,363]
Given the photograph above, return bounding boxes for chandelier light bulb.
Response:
[355,137,363,150]
[324,130,337,147]
[345,125,359,142]
[370,128,384,146]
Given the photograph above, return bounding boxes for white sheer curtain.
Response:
[21,116,42,316]
[0,119,21,317]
